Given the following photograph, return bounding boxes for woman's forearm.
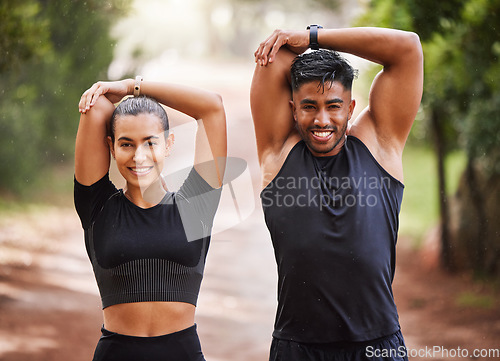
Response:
[138,80,224,122]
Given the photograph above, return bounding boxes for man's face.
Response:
[291,80,355,157]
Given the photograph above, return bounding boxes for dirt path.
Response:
[393,240,500,361]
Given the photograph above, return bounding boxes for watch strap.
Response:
[134,76,143,97]
[306,25,323,50]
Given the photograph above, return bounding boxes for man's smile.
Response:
[310,129,334,142]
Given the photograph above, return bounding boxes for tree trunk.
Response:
[450,159,500,279]
[464,159,488,274]
[431,109,453,270]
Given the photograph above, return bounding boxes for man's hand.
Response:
[254,29,309,66]
[78,79,132,113]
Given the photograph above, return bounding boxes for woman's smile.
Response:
[128,166,155,176]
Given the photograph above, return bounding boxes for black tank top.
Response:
[261,136,404,343]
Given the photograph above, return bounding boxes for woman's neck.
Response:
[125,179,167,208]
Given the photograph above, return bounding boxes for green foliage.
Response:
[358,0,465,40]
[0,0,131,194]
[463,95,500,175]
[357,0,413,30]
[401,0,465,41]
[0,0,51,72]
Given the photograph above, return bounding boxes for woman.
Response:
[74,77,226,361]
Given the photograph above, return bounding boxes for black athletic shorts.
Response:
[92,324,206,361]
[269,329,409,361]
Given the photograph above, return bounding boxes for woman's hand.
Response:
[78,79,133,113]
[254,29,309,66]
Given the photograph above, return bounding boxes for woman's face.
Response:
[109,113,172,192]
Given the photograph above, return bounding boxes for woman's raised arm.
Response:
[75,94,115,186]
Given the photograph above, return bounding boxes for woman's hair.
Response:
[290,49,358,92]
[109,96,169,142]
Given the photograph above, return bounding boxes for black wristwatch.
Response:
[307,24,323,50]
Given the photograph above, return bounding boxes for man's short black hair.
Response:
[290,49,358,92]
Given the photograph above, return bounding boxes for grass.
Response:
[0,164,74,215]
[400,145,466,247]
[456,291,495,309]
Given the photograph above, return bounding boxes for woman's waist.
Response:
[103,301,196,337]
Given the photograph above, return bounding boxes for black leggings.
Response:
[92,324,206,361]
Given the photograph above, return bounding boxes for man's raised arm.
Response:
[250,47,298,166]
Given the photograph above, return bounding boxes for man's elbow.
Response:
[404,31,423,63]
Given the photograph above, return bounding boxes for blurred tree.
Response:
[0,0,50,72]
[358,0,500,278]
[0,0,130,194]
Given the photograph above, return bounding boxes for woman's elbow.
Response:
[206,92,225,116]
[79,96,114,126]
[213,92,224,110]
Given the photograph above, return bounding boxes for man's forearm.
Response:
[317,27,422,67]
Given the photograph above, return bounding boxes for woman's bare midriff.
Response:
[103,301,196,337]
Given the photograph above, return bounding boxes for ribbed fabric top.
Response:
[74,168,220,309]
[94,257,203,308]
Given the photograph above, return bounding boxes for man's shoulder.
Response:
[348,126,405,183]
[260,135,302,189]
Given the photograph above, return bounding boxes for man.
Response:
[250,27,423,360]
